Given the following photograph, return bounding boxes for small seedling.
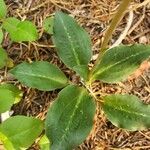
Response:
[0,0,38,69]
[11,11,150,150]
[0,1,43,149]
[0,0,150,149]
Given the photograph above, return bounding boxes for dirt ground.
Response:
[1,0,150,149]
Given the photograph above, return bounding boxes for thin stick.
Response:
[88,0,132,82]
[111,10,133,48]
[100,0,132,52]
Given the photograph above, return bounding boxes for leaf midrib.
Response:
[58,13,80,66]
[94,50,149,77]
[57,89,85,148]
[15,71,66,85]
[106,103,150,118]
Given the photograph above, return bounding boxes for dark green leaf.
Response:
[44,17,54,34]
[90,44,150,83]
[45,85,96,150]
[53,11,92,71]
[0,0,7,19]
[0,116,43,149]
[10,61,68,91]
[2,18,38,42]
[0,47,8,69]
[73,65,89,80]
[102,94,150,131]
[0,28,3,44]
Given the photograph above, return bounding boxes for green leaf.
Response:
[90,44,150,83]
[45,85,96,150]
[2,18,38,42]
[73,65,89,80]
[2,17,20,33]
[0,84,22,113]
[0,116,44,149]
[0,0,7,19]
[0,47,8,69]
[102,94,150,131]
[0,28,3,44]
[39,135,50,150]
[0,89,14,113]
[10,61,68,91]
[43,17,54,34]
[0,84,22,104]
[0,132,15,150]
[53,11,92,71]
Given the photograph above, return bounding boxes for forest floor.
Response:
[1,0,150,149]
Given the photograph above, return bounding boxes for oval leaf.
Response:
[45,85,96,150]
[0,84,22,104]
[90,44,150,83]
[102,94,150,131]
[44,17,54,35]
[0,89,14,113]
[0,28,3,44]
[2,17,20,32]
[53,11,92,70]
[0,84,22,113]
[0,0,7,19]
[0,47,8,69]
[0,116,43,149]
[2,18,38,42]
[10,61,68,91]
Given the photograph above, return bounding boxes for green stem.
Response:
[88,0,132,83]
[100,0,132,52]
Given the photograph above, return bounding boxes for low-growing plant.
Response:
[0,0,150,149]
[0,0,43,149]
[0,0,38,69]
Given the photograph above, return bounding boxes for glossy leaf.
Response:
[0,47,8,69]
[45,85,96,150]
[0,0,7,18]
[10,61,68,91]
[90,45,150,83]
[0,84,22,104]
[0,116,43,149]
[44,17,54,34]
[39,135,50,150]
[2,18,38,42]
[0,28,3,44]
[102,94,150,131]
[53,11,92,70]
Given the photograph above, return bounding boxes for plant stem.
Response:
[88,0,132,83]
[100,0,132,52]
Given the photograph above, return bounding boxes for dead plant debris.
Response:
[0,0,150,149]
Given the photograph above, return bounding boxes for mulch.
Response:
[1,0,150,149]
